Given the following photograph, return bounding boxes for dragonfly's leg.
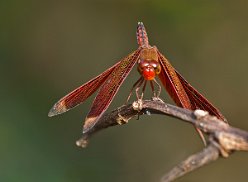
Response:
[195,127,207,146]
[140,80,147,100]
[136,79,145,120]
[153,78,161,97]
[135,78,144,100]
[149,80,156,97]
[125,76,143,104]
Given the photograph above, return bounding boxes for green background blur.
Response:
[1,1,248,182]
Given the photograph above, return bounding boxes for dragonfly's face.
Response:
[138,59,161,80]
[138,48,161,80]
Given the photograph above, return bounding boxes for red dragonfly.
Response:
[48,22,226,140]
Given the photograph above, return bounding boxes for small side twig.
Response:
[76,99,248,181]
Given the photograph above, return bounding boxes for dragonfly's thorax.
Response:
[138,47,161,80]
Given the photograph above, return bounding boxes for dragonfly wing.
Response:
[175,70,227,122]
[48,60,121,117]
[157,49,226,145]
[83,49,141,133]
[157,49,226,122]
[156,49,193,109]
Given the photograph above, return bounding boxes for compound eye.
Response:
[138,59,149,74]
[150,60,157,68]
[139,60,149,68]
[150,60,161,75]
[154,64,161,75]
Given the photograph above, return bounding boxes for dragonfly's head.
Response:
[138,48,161,80]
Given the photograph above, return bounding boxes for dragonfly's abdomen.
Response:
[137,22,149,48]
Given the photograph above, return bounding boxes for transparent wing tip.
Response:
[48,101,67,117]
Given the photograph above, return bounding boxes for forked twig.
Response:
[76,99,248,181]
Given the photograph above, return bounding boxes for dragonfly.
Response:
[48,22,226,143]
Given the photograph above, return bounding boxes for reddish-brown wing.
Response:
[156,49,193,110]
[83,49,141,133]
[175,71,227,122]
[48,59,122,117]
[157,49,226,122]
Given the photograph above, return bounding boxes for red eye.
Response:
[139,60,149,68]
[138,59,148,74]
[150,60,158,68]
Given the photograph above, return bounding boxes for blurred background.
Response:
[1,0,248,182]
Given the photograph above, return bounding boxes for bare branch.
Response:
[75,99,248,181]
[161,142,219,182]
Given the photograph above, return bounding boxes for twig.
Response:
[161,142,220,182]
[76,99,248,181]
